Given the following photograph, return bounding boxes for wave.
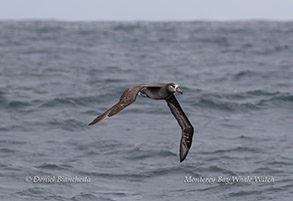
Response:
[49,118,86,131]
[86,142,178,161]
[35,163,71,170]
[39,96,98,108]
[232,70,261,80]
[198,146,263,155]
[8,100,32,108]
[191,90,292,112]
[252,167,284,174]
[70,193,100,201]
[228,190,259,197]
[16,187,100,201]
[258,94,293,106]
[0,139,26,145]
[123,147,177,160]
[78,165,183,179]
[196,98,260,112]
[0,148,16,153]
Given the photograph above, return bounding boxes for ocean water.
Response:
[0,20,292,201]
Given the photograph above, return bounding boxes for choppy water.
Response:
[0,20,293,201]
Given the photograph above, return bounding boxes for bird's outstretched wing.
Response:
[166,95,194,162]
[88,85,142,126]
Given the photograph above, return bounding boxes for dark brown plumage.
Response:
[165,95,193,162]
[88,83,193,162]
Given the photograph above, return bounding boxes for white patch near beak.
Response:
[175,84,179,90]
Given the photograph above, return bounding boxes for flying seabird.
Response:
[88,83,194,162]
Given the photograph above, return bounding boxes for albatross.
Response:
[88,83,194,162]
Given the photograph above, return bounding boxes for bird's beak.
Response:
[176,87,183,94]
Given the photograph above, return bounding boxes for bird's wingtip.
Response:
[88,119,99,126]
[88,115,109,126]
[180,154,187,162]
[179,143,189,162]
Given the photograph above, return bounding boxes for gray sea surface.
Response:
[0,20,293,201]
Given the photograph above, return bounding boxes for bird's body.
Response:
[139,83,172,99]
[89,83,194,162]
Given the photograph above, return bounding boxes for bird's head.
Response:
[168,83,183,94]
